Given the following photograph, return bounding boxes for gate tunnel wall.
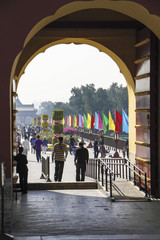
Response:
[0,0,160,232]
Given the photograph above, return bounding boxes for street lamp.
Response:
[87,129,93,148]
[81,128,84,143]
[113,131,119,158]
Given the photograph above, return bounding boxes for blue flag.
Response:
[94,112,99,129]
[122,109,129,134]
[79,114,82,127]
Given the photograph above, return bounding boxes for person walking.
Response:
[22,136,30,156]
[74,142,89,181]
[34,135,43,162]
[99,136,104,157]
[14,147,28,194]
[42,136,48,154]
[93,137,99,158]
[69,135,75,154]
[30,134,36,153]
[52,136,68,182]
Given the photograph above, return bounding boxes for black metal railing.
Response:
[86,158,115,198]
[40,156,52,182]
[86,157,150,199]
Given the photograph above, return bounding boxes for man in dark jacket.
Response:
[74,142,89,181]
[14,147,28,194]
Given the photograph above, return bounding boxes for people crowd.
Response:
[14,123,126,195]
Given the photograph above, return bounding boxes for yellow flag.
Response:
[74,115,77,127]
[62,118,65,125]
[69,115,71,127]
[109,111,115,131]
[87,113,91,129]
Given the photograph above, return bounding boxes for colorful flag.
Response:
[73,115,75,127]
[69,115,71,127]
[102,112,109,134]
[67,116,69,126]
[65,116,68,126]
[74,115,77,128]
[122,108,129,134]
[81,115,84,128]
[94,112,99,129]
[62,118,65,126]
[84,114,87,128]
[98,112,103,130]
[115,110,122,134]
[87,113,91,129]
[109,111,115,131]
[91,113,95,130]
[77,115,79,128]
[79,114,82,127]
[71,115,73,127]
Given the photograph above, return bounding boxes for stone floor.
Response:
[12,189,160,239]
[11,146,160,239]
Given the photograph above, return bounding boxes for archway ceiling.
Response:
[15,8,144,82]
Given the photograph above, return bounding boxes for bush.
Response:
[42,122,48,128]
[52,110,63,120]
[42,114,48,120]
[52,124,63,134]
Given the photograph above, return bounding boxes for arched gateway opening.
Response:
[12,5,159,196]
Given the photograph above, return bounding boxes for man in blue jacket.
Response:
[74,142,89,181]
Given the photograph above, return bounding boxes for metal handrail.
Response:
[87,158,115,198]
[87,157,150,198]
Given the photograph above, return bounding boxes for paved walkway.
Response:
[11,145,160,239]
[27,146,95,183]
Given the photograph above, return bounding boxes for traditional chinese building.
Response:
[16,98,37,124]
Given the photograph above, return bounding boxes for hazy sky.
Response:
[17,43,126,107]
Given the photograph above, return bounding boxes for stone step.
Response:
[15,182,98,191]
[14,234,160,240]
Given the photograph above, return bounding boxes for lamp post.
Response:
[87,129,93,148]
[81,128,84,143]
[113,131,119,158]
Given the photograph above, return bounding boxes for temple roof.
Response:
[16,98,37,112]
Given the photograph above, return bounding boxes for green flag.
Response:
[84,114,87,129]
[73,115,75,128]
[102,112,109,134]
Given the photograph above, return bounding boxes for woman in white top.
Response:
[22,136,30,156]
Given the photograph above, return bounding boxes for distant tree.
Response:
[36,83,128,118]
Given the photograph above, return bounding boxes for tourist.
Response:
[34,135,43,162]
[93,137,99,158]
[22,136,30,156]
[42,136,48,154]
[52,136,68,182]
[99,136,104,157]
[69,135,75,154]
[30,134,36,153]
[74,142,89,181]
[14,147,28,194]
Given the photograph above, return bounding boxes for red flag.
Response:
[71,115,73,127]
[115,110,122,134]
[91,113,95,130]
[77,115,79,128]
[65,116,67,126]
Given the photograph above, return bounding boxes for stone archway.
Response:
[11,1,160,195]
